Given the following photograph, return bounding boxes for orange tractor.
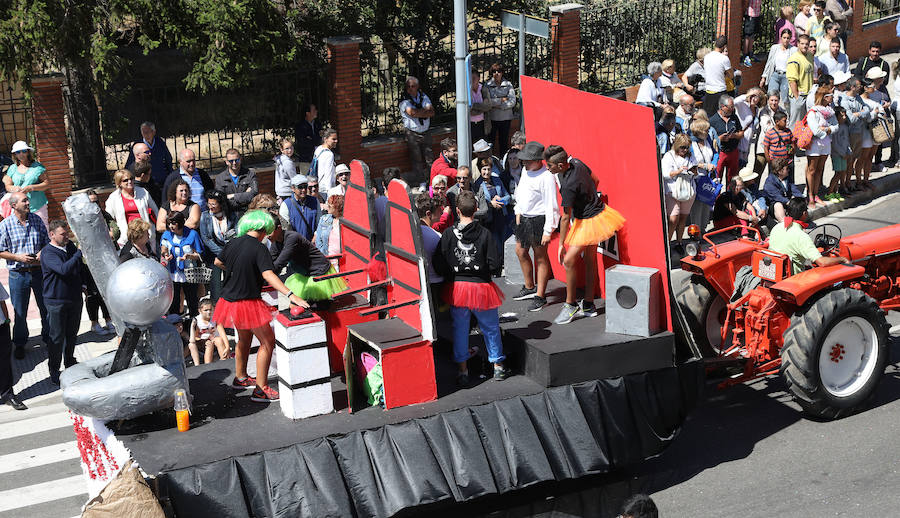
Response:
[676,223,899,419]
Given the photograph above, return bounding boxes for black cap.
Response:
[517,141,545,161]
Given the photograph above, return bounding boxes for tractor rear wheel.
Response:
[675,275,731,357]
[781,288,889,420]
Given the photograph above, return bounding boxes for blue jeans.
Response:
[450,305,505,364]
[767,71,789,110]
[45,300,82,375]
[8,269,49,347]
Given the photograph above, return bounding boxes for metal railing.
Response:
[752,0,798,58]
[359,17,551,137]
[580,0,719,93]
[863,0,900,23]
[101,67,328,173]
[0,82,33,157]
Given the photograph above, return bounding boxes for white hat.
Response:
[473,139,492,153]
[832,71,852,85]
[335,163,351,175]
[10,141,32,154]
[865,67,887,80]
[290,174,310,186]
[738,166,759,183]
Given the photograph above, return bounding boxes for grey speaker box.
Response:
[605,265,662,337]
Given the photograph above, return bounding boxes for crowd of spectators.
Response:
[641,5,899,251]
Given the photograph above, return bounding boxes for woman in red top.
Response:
[105,169,158,249]
[213,210,308,403]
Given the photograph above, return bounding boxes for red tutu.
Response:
[366,258,387,282]
[212,298,276,330]
[444,281,505,311]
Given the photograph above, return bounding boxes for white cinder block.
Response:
[278,381,333,419]
[275,344,330,385]
[274,318,326,349]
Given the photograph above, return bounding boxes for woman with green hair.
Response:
[213,210,308,403]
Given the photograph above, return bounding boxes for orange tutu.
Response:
[565,206,626,246]
[212,298,276,329]
[444,281,505,311]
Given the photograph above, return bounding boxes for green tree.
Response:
[0,0,299,186]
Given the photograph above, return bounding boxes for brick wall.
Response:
[31,75,71,222]
[550,4,583,88]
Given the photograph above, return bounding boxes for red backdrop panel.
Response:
[520,76,672,331]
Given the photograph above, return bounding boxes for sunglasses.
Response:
[13,150,28,154]
[294,185,308,189]
[226,158,240,164]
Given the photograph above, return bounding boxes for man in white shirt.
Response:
[815,37,849,76]
[702,36,735,115]
[399,76,435,188]
[312,129,338,192]
[511,141,559,313]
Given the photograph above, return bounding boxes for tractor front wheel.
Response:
[781,288,889,419]
[675,275,731,357]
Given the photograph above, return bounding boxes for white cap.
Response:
[866,67,887,80]
[11,141,32,154]
[291,174,310,186]
[832,71,852,85]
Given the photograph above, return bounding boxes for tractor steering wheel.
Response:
[807,223,842,255]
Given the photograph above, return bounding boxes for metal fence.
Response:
[360,17,552,137]
[580,0,719,93]
[751,0,797,58]
[101,67,328,172]
[863,0,900,23]
[0,82,33,157]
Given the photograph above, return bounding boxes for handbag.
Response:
[672,174,695,202]
[695,174,723,207]
[872,114,894,145]
[793,112,814,150]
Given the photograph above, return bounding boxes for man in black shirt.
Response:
[855,41,890,97]
[708,95,744,182]
[294,103,323,166]
[545,146,625,325]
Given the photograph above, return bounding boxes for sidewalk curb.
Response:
[808,171,900,221]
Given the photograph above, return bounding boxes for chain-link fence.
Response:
[360,16,552,137]
[580,0,719,94]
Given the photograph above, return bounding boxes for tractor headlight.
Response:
[685,241,700,258]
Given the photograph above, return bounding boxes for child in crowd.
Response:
[190,299,230,364]
[827,106,851,201]
[435,190,509,387]
[274,139,297,201]
[315,194,343,261]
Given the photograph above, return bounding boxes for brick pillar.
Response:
[550,3,583,88]
[31,75,71,222]
[327,36,363,162]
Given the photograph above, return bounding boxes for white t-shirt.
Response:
[513,166,560,236]
[703,51,731,93]
[313,146,336,192]
[660,150,697,195]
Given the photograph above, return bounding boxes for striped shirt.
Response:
[763,127,794,161]
[0,212,49,269]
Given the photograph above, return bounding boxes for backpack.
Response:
[308,148,321,178]
[793,112,814,150]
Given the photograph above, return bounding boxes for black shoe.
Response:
[1,394,27,410]
[13,346,24,360]
[64,358,78,368]
[456,372,471,388]
[493,364,510,381]
[512,285,537,300]
[527,296,547,312]
[49,372,60,385]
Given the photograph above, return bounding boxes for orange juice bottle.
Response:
[174,389,190,432]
